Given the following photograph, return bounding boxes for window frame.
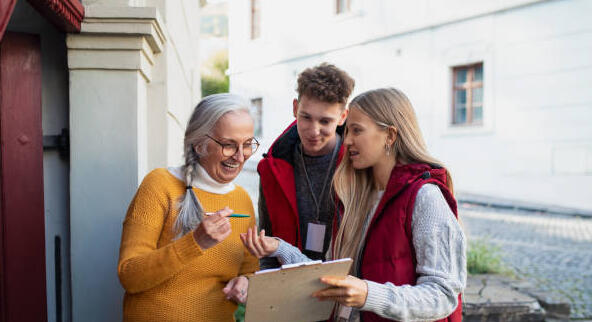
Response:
[250,97,263,138]
[250,0,261,40]
[451,62,483,126]
[335,0,351,15]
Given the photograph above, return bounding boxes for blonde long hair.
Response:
[332,88,454,262]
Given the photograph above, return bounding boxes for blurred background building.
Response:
[229,0,592,214]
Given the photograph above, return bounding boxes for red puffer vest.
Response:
[257,121,344,249]
[337,163,463,322]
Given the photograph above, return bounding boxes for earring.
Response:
[385,144,391,156]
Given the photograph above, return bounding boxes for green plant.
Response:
[201,50,229,97]
[234,303,245,322]
[467,238,511,275]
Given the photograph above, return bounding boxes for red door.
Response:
[0,31,47,322]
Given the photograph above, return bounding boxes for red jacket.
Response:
[336,163,463,322]
[257,121,344,249]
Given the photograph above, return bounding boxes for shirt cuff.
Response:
[269,238,291,264]
[361,280,393,315]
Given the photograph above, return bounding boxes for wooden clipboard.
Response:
[244,258,353,322]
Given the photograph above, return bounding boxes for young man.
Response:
[257,63,355,267]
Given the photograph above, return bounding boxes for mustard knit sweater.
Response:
[118,168,259,322]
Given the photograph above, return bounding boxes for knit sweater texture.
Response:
[118,168,259,322]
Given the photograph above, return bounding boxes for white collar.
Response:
[168,163,236,195]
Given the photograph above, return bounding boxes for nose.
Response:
[311,122,321,136]
[231,146,246,163]
[344,132,353,146]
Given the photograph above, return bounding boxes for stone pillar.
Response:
[66,6,165,321]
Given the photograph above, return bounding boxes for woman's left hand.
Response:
[312,275,368,308]
[223,276,249,304]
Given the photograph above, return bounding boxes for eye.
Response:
[320,119,330,125]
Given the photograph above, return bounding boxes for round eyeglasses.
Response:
[206,135,260,157]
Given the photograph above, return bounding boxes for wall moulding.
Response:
[26,0,85,32]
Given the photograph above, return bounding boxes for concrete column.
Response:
[66,6,165,321]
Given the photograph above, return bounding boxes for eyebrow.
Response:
[298,111,337,121]
[218,137,255,144]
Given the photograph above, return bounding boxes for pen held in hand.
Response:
[204,212,250,218]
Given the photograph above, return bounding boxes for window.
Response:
[336,0,351,14]
[452,63,483,125]
[250,98,263,137]
[250,0,261,40]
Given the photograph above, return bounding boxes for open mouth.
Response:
[349,151,359,158]
[222,161,240,169]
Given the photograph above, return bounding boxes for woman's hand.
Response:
[312,275,368,308]
[223,276,249,304]
[240,227,279,258]
[193,207,233,250]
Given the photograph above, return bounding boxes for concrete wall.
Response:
[229,0,592,211]
[67,1,200,321]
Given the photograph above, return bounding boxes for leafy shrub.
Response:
[467,238,511,275]
[234,303,245,322]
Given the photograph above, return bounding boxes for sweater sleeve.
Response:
[270,238,313,265]
[117,171,204,294]
[361,184,467,321]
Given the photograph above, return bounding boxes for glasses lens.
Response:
[223,145,237,157]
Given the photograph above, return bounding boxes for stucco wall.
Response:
[229,0,592,211]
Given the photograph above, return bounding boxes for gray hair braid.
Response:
[174,93,251,238]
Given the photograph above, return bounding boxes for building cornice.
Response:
[67,6,167,82]
[27,0,85,32]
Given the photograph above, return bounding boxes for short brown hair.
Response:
[296,63,355,104]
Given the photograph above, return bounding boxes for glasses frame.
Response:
[206,135,260,158]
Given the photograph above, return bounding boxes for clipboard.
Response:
[244,258,353,322]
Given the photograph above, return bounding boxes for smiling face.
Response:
[344,107,392,170]
[198,110,255,184]
[293,95,348,156]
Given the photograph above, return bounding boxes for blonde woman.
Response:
[243,88,466,322]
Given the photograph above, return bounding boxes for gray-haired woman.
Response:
[117,93,260,322]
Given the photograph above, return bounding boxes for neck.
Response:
[372,157,397,190]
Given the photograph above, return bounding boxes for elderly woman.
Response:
[117,93,260,321]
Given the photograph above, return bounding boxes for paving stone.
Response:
[462,205,592,319]
[463,275,545,321]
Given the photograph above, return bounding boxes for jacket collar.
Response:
[372,163,447,222]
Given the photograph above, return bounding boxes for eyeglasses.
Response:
[206,135,260,157]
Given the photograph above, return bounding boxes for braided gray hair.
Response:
[174,93,251,238]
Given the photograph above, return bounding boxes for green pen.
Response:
[229,214,250,218]
[205,212,250,218]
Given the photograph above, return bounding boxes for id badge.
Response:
[305,222,326,253]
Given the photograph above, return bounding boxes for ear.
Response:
[337,107,349,126]
[386,126,397,146]
[292,99,299,118]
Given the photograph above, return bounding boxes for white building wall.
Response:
[68,1,200,321]
[229,0,592,211]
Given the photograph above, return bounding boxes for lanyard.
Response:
[298,139,340,223]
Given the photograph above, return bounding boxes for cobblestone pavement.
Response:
[461,204,592,319]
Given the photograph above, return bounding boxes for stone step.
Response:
[463,274,546,322]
